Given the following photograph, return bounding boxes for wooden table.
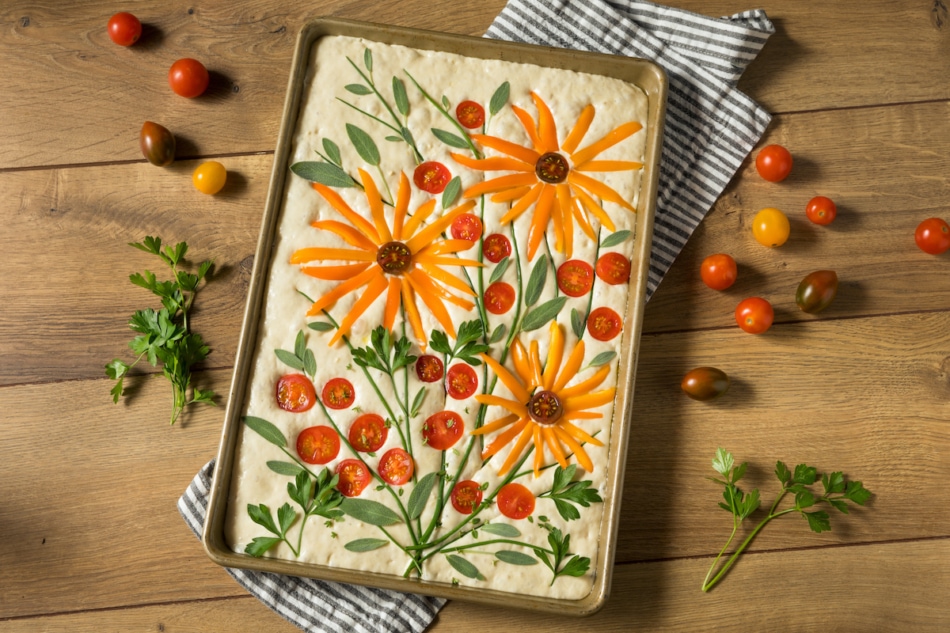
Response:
[2,1,948,630]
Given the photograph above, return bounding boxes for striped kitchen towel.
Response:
[180,3,773,632]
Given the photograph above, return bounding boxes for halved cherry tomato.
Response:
[168,58,210,98]
[735,297,774,334]
[915,217,950,255]
[484,281,516,314]
[322,377,355,409]
[140,121,175,167]
[482,233,512,263]
[192,161,227,195]
[456,101,485,129]
[796,270,838,314]
[336,459,371,497]
[752,208,790,247]
[378,448,414,485]
[557,260,594,296]
[415,354,444,383]
[451,213,483,242]
[446,363,478,399]
[595,252,631,286]
[107,12,142,46]
[681,367,730,401]
[496,483,535,520]
[348,413,388,453]
[450,480,483,514]
[587,306,622,341]
[806,196,837,225]
[755,144,793,182]
[422,410,464,450]
[276,373,316,413]
[413,161,451,194]
[700,253,738,291]
[296,426,340,465]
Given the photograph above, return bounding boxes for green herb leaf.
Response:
[410,386,426,418]
[524,254,548,307]
[845,480,872,505]
[339,498,402,526]
[322,139,342,166]
[105,359,129,381]
[392,77,409,116]
[275,348,305,371]
[291,161,356,188]
[277,503,297,534]
[429,330,452,356]
[431,128,470,149]
[521,296,567,332]
[489,81,510,116]
[345,83,373,96]
[407,472,439,520]
[571,308,585,339]
[363,48,373,72]
[495,550,538,566]
[775,460,791,485]
[346,124,381,166]
[445,554,485,580]
[712,447,734,477]
[589,351,616,367]
[600,229,632,248]
[245,536,282,557]
[489,323,507,344]
[244,416,287,448]
[557,555,591,578]
[344,538,389,552]
[804,510,831,533]
[247,503,280,535]
[478,523,521,538]
[792,463,818,485]
[267,461,306,477]
[489,257,510,284]
[308,321,334,332]
[822,471,846,495]
[442,176,462,209]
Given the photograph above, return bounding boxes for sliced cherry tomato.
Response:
[140,121,175,167]
[336,459,371,497]
[557,260,594,296]
[806,196,837,225]
[108,12,142,46]
[735,297,774,334]
[755,144,793,182]
[446,364,478,400]
[322,377,355,409]
[496,483,535,520]
[482,233,512,263]
[296,426,340,465]
[587,306,622,341]
[413,161,451,194]
[594,252,631,286]
[796,270,839,314]
[484,281,516,314]
[378,448,414,485]
[168,58,210,98]
[348,413,388,453]
[456,101,485,129]
[915,217,950,255]
[450,480,484,514]
[275,373,316,413]
[415,354,445,383]
[451,213,483,242]
[681,367,730,401]
[700,253,738,291]
[192,161,227,195]
[752,208,790,247]
[422,410,464,450]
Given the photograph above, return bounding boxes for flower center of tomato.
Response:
[527,390,563,425]
[376,241,412,274]
[535,152,570,184]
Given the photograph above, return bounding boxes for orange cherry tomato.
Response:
[456,101,485,129]
[348,413,388,453]
[735,297,774,334]
[915,217,950,255]
[296,425,340,465]
[496,483,535,520]
[446,364,478,400]
[595,252,631,286]
[168,58,209,98]
[322,377,355,409]
[482,233,512,263]
[556,260,594,297]
[275,373,316,413]
[451,213,483,242]
[415,354,444,383]
[752,208,790,247]
[413,161,451,194]
[192,161,227,195]
[755,144,793,182]
[806,196,837,225]
[378,448,414,485]
[450,480,484,514]
[107,12,142,46]
[484,281,516,314]
[335,459,371,497]
[700,253,738,290]
[422,410,464,451]
[587,306,623,341]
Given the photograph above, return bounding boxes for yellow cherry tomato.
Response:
[192,161,227,195]
[752,207,790,247]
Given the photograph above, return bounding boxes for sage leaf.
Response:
[441,176,462,209]
[489,257,510,284]
[339,498,402,526]
[571,308,586,339]
[600,229,632,248]
[489,81,510,116]
[524,254,548,307]
[345,537,390,552]
[274,348,305,371]
[478,523,521,538]
[392,77,409,116]
[445,554,485,580]
[345,83,373,96]
[291,161,355,188]
[308,321,334,332]
[495,550,538,566]
[244,416,287,448]
[490,323,507,344]
[363,48,373,72]
[521,296,567,332]
[346,124,380,166]
[407,472,439,520]
[322,138,342,166]
[431,128,470,149]
[589,351,617,367]
[441,94,450,109]
[267,460,306,477]
[294,330,306,360]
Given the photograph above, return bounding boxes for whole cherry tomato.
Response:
[557,260,594,297]
[140,121,175,166]
[192,161,227,195]
[587,306,623,341]
[415,354,444,383]
[108,12,142,46]
[700,253,738,290]
[755,144,793,182]
[450,480,484,514]
[595,252,631,285]
[482,233,512,263]
[322,377,355,409]
[496,483,535,520]
[806,196,837,225]
[275,373,316,413]
[348,413,388,453]
[413,161,451,194]
[168,58,210,98]
[735,297,774,334]
[456,101,485,129]
[422,410,464,450]
[915,217,950,255]
[752,208,790,247]
[378,448,414,485]
[796,270,839,314]
[335,459,371,497]
[446,363,478,399]
[484,281,516,314]
[296,426,340,465]
[681,367,730,401]
[451,213,483,242]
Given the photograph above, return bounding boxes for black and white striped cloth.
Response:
[180,2,773,632]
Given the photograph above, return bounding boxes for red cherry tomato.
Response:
[735,297,774,334]
[348,413,388,453]
[700,253,738,291]
[422,410,464,451]
[322,377,355,409]
[456,101,486,129]
[335,459,371,497]
[413,161,451,194]
[446,364,478,400]
[276,374,316,413]
[556,260,594,297]
[378,448,414,485]
[594,252,631,286]
[915,217,950,255]
[450,480,484,514]
[107,12,142,46]
[140,121,175,167]
[806,196,837,225]
[451,213,483,242]
[415,354,445,383]
[496,483,535,520]
[484,281,516,314]
[587,306,623,341]
[755,144,793,182]
[296,426,340,465]
[482,233,512,263]
[168,58,210,98]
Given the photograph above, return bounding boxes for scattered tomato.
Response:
[450,480,483,514]
[140,121,175,166]
[336,459,371,497]
[496,483,535,520]
[108,12,142,46]
[296,425,340,465]
[415,354,444,383]
[587,306,623,341]
[752,207,790,247]
[413,161,451,194]
[681,367,730,401]
[348,413,388,453]
[755,144,793,182]
[275,373,316,413]
[378,448,414,486]
[557,260,594,297]
[168,58,209,98]
[446,363,478,400]
[484,281,516,314]
[322,377,355,409]
[456,101,485,129]
[914,217,950,255]
[700,253,738,290]
[595,252,631,286]
[422,410,464,450]
[450,213,483,242]
[796,270,839,314]
[192,161,227,195]
[806,196,837,225]
[735,297,774,334]
[482,233,512,263]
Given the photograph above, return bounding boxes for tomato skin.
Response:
[446,364,478,400]
[192,161,227,195]
[168,58,210,98]
[456,101,485,129]
[140,121,175,166]
[296,426,341,465]
[700,253,738,290]
[422,410,464,450]
[415,354,444,383]
[482,234,512,263]
[378,448,414,485]
[450,480,483,514]
[322,377,355,409]
[915,217,950,255]
[450,213,483,242]
[752,208,790,247]
[335,459,371,497]
[681,367,730,401]
[735,297,774,334]
[595,252,631,286]
[108,12,142,46]
[755,144,793,182]
[413,161,451,194]
[496,483,535,520]
[348,413,388,453]
[484,281,516,314]
[806,196,837,225]
[587,306,623,341]
[796,270,838,314]
[275,373,316,413]
[556,260,594,297]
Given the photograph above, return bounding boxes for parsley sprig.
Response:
[538,464,604,522]
[429,320,490,366]
[351,326,417,375]
[535,518,591,586]
[703,447,872,592]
